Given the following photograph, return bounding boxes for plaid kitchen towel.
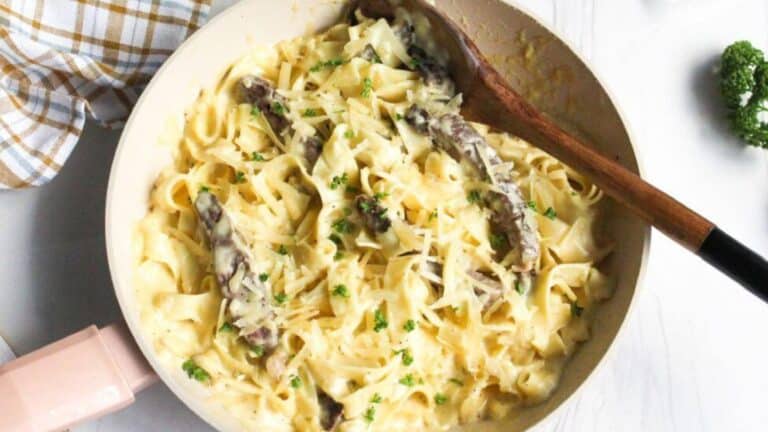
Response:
[0,0,211,189]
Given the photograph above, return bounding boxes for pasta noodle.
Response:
[134,9,613,432]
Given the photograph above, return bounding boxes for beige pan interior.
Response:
[106,0,650,430]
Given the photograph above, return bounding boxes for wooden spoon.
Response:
[354,0,768,300]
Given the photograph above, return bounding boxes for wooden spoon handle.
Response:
[470,67,768,299]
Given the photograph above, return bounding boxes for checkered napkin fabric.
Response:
[0,0,211,189]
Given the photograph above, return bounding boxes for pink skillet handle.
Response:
[0,322,158,432]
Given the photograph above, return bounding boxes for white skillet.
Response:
[0,1,649,431]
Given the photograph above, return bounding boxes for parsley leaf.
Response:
[399,374,415,387]
[330,173,349,190]
[250,106,261,117]
[250,345,265,357]
[309,58,345,72]
[218,322,234,333]
[449,378,464,386]
[403,319,416,332]
[399,349,414,366]
[364,406,376,423]
[332,284,350,298]
[271,101,285,115]
[544,207,557,220]
[361,77,373,98]
[277,245,288,255]
[331,217,354,234]
[467,189,482,204]
[251,152,265,161]
[344,129,355,139]
[373,309,388,332]
[515,280,525,295]
[490,233,506,249]
[434,393,448,405]
[333,251,344,261]
[234,171,246,183]
[303,108,318,117]
[199,185,210,193]
[259,272,269,282]
[182,359,210,382]
[289,375,302,388]
[373,191,389,201]
[370,393,383,404]
[429,209,438,221]
[274,292,288,305]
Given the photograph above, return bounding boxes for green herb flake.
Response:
[182,359,210,382]
[400,349,414,366]
[302,108,318,117]
[373,191,389,201]
[333,251,344,261]
[331,217,354,234]
[289,375,302,388]
[277,244,289,255]
[250,345,265,357]
[571,302,584,317]
[434,393,448,405]
[199,185,210,193]
[234,171,246,183]
[274,292,288,305]
[332,284,350,298]
[428,209,438,221]
[395,113,403,121]
[544,207,557,220]
[399,374,415,387]
[218,322,234,333]
[271,101,286,115]
[309,58,345,73]
[527,200,537,211]
[515,281,525,295]
[251,152,265,162]
[329,233,343,245]
[258,272,269,282]
[373,309,388,332]
[330,173,349,190]
[467,190,482,204]
[363,406,376,423]
[449,378,464,386]
[344,129,355,139]
[403,319,416,332]
[250,106,261,117]
[370,393,383,404]
[361,77,373,98]
[410,58,421,68]
[490,233,506,249]
[344,185,359,194]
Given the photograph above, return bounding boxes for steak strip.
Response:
[237,75,323,169]
[195,191,279,350]
[405,105,540,271]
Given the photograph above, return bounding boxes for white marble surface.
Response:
[1,0,766,430]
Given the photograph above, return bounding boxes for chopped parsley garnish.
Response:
[396,348,414,366]
[515,281,525,295]
[289,375,302,388]
[358,200,373,213]
[343,207,353,216]
[429,209,438,221]
[399,374,415,387]
[370,393,383,404]
[403,319,416,332]
[271,101,286,115]
[199,185,210,193]
[250,106,261,117]
[331,217,355,234]
[373,309,388,332]
[490,233,506,249]
[250,345,265,357]
[344,129,355,139]
[274,292,288,305]
[218,322,234,333]
[332,284,350,298]
[361,77,373,98]
[571,302,584,317]
[527,200,537,211]
[330,173,349,190]
[302,108,318,117]
[363,406,376,423]
[373,191,389,201]
[544,207,557,220]
[277,244,289,255]
[395,113,403,121]
[234,171,246,183]
[467,189,482,204]
[333,251,344,261]
[182,359,210,382]
[370,50,383,64]
[258,273,269,282]
[329,234,343,245]
[345,185,359,194]
[449,378,464,386]
[309,58,345,72]
[434,393,448,405]
[251,152,265,161]
[410,58,421,68]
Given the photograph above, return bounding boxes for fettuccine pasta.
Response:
[134,8,613,432]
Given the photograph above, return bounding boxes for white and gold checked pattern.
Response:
[0,0,211,189]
